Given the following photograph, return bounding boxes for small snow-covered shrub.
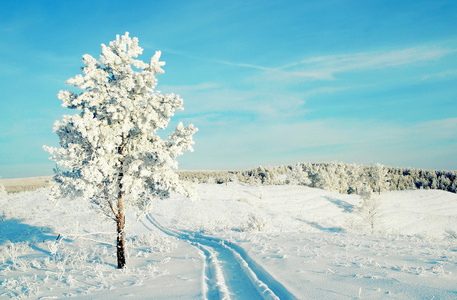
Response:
[0,242,32,265]
[359,193,379,233]
[1,275,40,298]
[128,232,178,254]
[242,212,269,232]
[359,182,372,201]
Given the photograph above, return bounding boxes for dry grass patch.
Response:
[0,176,52,193]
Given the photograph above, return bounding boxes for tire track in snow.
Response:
[141,214,228,299]
[196,242,229,299]
[144,213,297,300]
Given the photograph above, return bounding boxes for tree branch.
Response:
[109,200,118,219]
[100,182,119,219]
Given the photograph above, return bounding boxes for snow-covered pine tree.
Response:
[43,32,197,269]
[371,163,390,194]
[335,162,349,194]
[347,163,363,194]
[315,162,340,192]
[287,163,312,186]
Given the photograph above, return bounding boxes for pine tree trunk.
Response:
[116,135,127,269]
[116,192,126,269]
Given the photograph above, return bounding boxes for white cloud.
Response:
[161,44,455,84]
[159,47,271,71]
[159,45,457,170]
[421,69,457,80]
[211,60,270,71]
[282,46,456,80]
[230,45,456,86]
[302,86,353,98]
[180,117,457,170]
[34,51,81,66]
[160,82,307,121]
[0,61,23,76]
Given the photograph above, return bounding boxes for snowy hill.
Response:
[1,184,457,299]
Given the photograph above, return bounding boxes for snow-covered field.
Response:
[1,183,457,299]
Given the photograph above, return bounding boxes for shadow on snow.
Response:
[0,218,58,247]
[325,196,356,213]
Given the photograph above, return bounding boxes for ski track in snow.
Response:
[142,213,297,300]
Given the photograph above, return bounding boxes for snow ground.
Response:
[1,183,457,299]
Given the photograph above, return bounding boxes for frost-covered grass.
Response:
[1,183,457,298]
[0,189,200,299]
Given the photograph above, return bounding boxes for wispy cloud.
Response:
[302,86,353,98]
[207,45,457,85]
[181,117,457,170]
[159,47,270,71]
[160,82,306,121]
[33,51,81,66]
[0,18,39,34]
[421,69,457,80]
[0,61,23,76]
[282,46,456,80]
[210,59,270,71]
[160,45,455,82]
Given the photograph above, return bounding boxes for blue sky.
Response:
[1,0,456,178]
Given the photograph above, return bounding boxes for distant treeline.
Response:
[178,162,457,194]
[2,163,455,195]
